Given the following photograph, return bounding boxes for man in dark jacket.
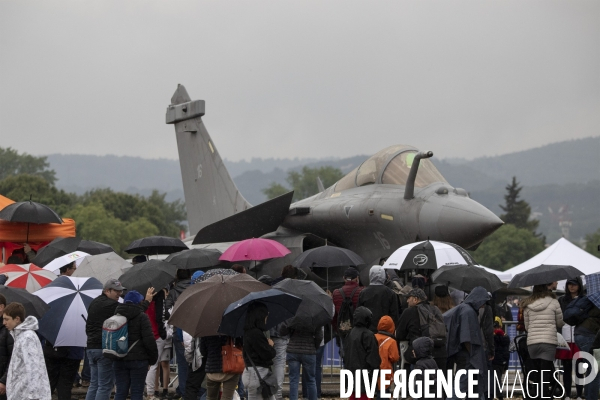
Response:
[113,290,159,400]
[358,266,399,332]
[396,288,447,370]
[444,287,490,400]
[332,268,363,340]
[165,270,192,399]
[85,278,125,400]
[0,294,13,400]
[342,307,381,398]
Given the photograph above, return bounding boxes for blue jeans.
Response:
[114,359,149,400]
[287,353,317,400]
[86,349,115,400]
[174,335,188,396]
[575,334,600,400]
[302,346,324,398]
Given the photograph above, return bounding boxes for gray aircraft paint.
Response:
[167,85,503,285]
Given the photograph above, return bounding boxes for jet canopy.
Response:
[335,145,447,192]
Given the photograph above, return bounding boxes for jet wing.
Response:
[192,191,294,244]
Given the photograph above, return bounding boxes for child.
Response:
[374,316,400,395]
[411,337,438,397]
[492,318,510,400]
[3,302,51,400]
[343,307,381,400]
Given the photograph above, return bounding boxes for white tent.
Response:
[504,238,600,288]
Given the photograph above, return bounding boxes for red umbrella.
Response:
[219,238,290,262]
[0,263,56,293]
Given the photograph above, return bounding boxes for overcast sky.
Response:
[1,1,598,162]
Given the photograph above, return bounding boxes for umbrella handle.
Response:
[81,314,87,323]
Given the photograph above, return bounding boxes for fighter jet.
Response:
[166,84,503,285]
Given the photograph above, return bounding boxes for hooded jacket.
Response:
[243,303,276,369]
[114,302,159,364]
[342,307,381,373]
[358,266,400,332]
[6,316,51,400]
[412,337,438,371]
[523,295,564,346]
[444,287,489,396]
[374,316,399,371]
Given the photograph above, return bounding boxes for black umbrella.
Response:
[124,236,188,255]
[31,237,81,267]
[0,285,49,319]
[493,287,532,302]
[165,248,222,270]
[272,279,334,329]
[431,264,505,293]
[218,289,302,337]
[118,260,177,294]
[78,240,114,255]
[292,246,365,290]
[0,199,63,242]
[507,265,584,289]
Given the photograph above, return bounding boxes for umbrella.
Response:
[31,237,82,267]
[219,238,290,263]
[33,276,103,347]
[124,236,188,255]
[292,246,365,290]
[42,251,90,274]
[0,199,63,242]
[507,265,584,289]
[165,248,222,270]
[430,264,505,293]
[118,259,177,294]
[383,240,477,271]
[78,240,114,255]
[0,285,49,318]
[493,287,532,302]
[218,289,302,337]
[272,279,334,328]
[72,252,131,284]
[196,268,238,283]
[0,263,56,292]
[169,273,269,337]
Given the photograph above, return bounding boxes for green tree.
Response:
[0,174,77,215]
[499,176,540,233]
[471,224,546,271]
[0,147,56,184]
[584,228,600,255]
[263,166,344,201]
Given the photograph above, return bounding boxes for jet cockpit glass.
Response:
[355,145,407,187]
[382,151,447,187]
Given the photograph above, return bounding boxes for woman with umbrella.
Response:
[200,334,243,400]
[521,283,564,399]
[242,303,276,400]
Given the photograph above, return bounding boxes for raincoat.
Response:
[443,286,490,397]
[374,316,399,371]
[342,307,381,373]
[6,316,51,400]
[357,266,400,332]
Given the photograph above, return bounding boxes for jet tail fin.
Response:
[166,84,251,235]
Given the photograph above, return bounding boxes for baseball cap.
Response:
[103,279,125,291]
[406,288,428,302]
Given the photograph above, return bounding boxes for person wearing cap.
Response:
[85,280,153,400]
[357,266,399,333]
[113,291,159,400]
[331,268,363,341]
[396,288,441,367]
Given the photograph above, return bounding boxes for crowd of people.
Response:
[0,251,600,400]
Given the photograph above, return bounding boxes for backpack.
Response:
[337,286,360,336]
[563,296,593,326]
[416,303,447,348]
[102,314,139,360]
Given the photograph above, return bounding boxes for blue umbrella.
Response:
[33,276,103,347]
[218,289,302,338]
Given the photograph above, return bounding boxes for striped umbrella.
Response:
[0,263,56,293]
[33,276,102,347]
[383,240,477,271]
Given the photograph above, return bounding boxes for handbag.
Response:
[222,338,245,374]
[247,355,278,400]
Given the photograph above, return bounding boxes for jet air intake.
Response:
[404,151,434,200]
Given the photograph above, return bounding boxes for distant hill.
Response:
[46,136,600,241]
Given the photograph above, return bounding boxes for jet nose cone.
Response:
[419,196,503,248]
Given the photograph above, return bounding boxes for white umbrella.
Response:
[383,240,477,271]
[72,252,130,284]
[42,251,90,275]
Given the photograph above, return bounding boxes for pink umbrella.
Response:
[0,263,57,293]
[219,238,290,263]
